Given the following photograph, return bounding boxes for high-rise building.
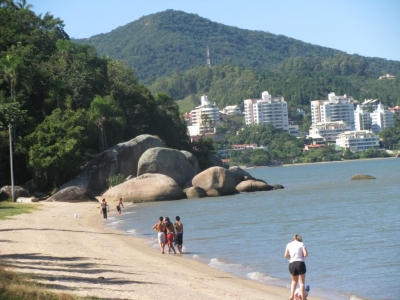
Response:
[354,103,394,133]
[244,91,289,130]
[354,105,372,131]
[189,95,220,133]
[311,93,355,130]
[370,103,394,133]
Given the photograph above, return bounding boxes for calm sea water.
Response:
[106,158,400,300]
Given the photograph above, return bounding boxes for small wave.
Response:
[110,220,124,225]
[192,254,200,258]
[247,272,278,283]
[126,229,138,234]
[208,258,249,274]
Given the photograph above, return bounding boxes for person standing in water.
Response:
[100,199,108,219]
[164,217,176,254]
[116,198,124,214]
[173,216,184,254]
[152,216,166,254]
[284,234,308,300]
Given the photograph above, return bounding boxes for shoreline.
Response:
[0,202,322,300]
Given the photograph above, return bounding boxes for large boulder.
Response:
[351,174,376,180]
[180,150,201,175]
[46,186,98,202]
[236,180,274,192]
[184,186,208,199]
[138,148,195,187]
[102,173,184,203]
[192,167,237,196]
[229,166,256,185]
[0,186,30,201]
[61,135,164,195]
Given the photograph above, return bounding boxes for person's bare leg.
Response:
[299,273,306,300]
[290,274,298,300]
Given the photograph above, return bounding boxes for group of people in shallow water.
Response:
[152,216,183,254]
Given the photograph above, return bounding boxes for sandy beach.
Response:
[0,202,320,300]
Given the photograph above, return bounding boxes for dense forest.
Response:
[148,64,400,111]
[0,2,191,190]
[77,10,400,84]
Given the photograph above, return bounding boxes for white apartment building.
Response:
[311,92,355,130]
[354,105,372,131]
[354,103,394,133]
[308,121,351,143]
[336,130,379,152]
[190,95,220,133]
[244,91,289,130]
[370,103,394,133]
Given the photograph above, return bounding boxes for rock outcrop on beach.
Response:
[53,132,276,202]
[0,186,30,201]
[192,166,237,196]
[351,174,376,180]
[137,147,196,187]
[61,135,164,195]
[46,186,98,202]
[102,173,184,203]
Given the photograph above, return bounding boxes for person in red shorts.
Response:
[164,217,176,254]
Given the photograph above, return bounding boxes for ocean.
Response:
[105,158,400,300]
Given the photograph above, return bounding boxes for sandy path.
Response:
[0,202,319,300]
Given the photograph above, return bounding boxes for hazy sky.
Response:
[29,0,400,61]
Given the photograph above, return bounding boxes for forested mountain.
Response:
[76,10,400,84]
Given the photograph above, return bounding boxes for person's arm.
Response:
[284,247,290,259]
[303,246,308,258]
[152,223,158,230]
[181,223,183,234]
[121,201,124,208]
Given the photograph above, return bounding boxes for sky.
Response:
[29,0,400,61]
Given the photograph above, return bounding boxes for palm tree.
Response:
[16,0,33,10]
[2,54,20,101]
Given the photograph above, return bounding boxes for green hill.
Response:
[76,10,400,84]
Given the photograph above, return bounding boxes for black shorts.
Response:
[116,205,121,212]
[289,261,306,276]
[175,232,183,245]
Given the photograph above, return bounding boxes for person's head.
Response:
[102,199,105,202]
[119,198,122,201]
[305,285,310,292]
[176,216,180,221]
[159,216,163,221]
[293,234,302,242]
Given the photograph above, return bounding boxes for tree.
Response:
[192,138,215,170]
[27,108,95,188]
[89,95,126,152]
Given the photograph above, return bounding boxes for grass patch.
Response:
[0,202,40,220]
[0,264,98,299]
[176,95,195,114]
